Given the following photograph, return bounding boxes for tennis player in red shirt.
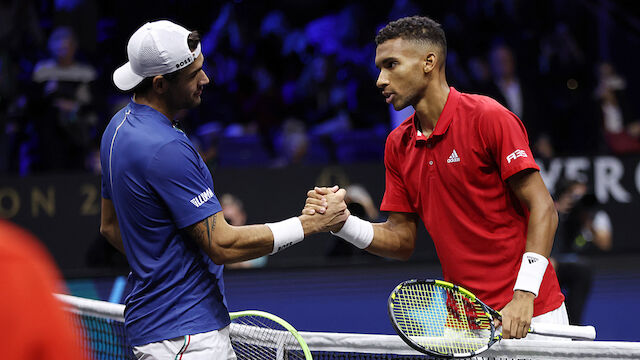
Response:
[306,16,566,339]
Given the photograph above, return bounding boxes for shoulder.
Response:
[32,59,57,82]
[68,62,98,82]
[459,92,522,130]
[148,136,201,174]
[459,92,511,119]
[100,106,130,146]
[386,114,415,148]
[32,60,96,83]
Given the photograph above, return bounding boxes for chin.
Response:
[189,97,202,108]
[392,102,410,111]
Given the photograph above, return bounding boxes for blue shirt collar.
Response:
[128,98,173,127]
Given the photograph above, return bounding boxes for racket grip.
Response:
[529,323,596,340]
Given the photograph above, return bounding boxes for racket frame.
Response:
[230,310,312,360]
[388,279,500,358]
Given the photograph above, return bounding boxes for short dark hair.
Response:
[375,16,447,58]
[133,31,201,95]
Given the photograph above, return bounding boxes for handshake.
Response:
[297,186,374,250]
[299,185,350,234]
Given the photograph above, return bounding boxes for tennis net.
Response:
[57,294,640,360]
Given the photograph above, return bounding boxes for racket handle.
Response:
[529,323,596,340]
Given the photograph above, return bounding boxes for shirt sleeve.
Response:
[146,139,222,229]
[479,104,539,180]
[380,135,415,213]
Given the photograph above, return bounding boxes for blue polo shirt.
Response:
[100,100,229,346]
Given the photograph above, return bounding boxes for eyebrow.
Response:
[188,66,203,78]
[375,57,397,69]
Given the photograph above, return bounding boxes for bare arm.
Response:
[185,190,349,265]
[184,212,274,265]
[100,198,125,255]
[368,212,419,260]
[508,169,558,257]
[304,187,418,261]
[500,169,558,339]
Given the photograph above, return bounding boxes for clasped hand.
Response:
[301,185,349,233]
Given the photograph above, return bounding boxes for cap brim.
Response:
[113,62,144,91]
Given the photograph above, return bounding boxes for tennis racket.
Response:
[229,310,312,360]
[388,279,596,358]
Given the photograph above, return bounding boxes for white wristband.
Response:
[330,215,374,249]
[513,252,549,297]
[266,217,304,255]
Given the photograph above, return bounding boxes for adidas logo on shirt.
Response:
[447,149,460,163]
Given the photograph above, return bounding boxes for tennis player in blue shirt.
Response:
[100,20,349,359]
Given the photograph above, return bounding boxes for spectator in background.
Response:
[0,220,85,359]
[221,194,268,269]
[538,22,598,154]
[595,62,640,154]
[488,42,543,147]
[30,26,98,172]
[466,55,496,96]
[0,0,45,174]
[552,179,612,324]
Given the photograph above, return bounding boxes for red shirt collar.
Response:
[413,87,460,144]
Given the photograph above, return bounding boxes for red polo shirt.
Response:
[381,87,564,316]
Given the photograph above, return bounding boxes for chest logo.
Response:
[447,149,460,163]
[506,149,528,164]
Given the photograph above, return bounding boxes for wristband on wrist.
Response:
[330,215,374,249]
[513,251,549,297]
[266,217,304,255]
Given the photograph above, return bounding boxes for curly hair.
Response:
[375,16,447,58]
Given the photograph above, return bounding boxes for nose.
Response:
[201,69,210,86]
[376,71,388,89]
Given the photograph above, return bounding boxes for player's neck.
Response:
[133,94,176,124]
[414,81,450,135]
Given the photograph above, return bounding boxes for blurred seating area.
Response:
[1,0,640,174]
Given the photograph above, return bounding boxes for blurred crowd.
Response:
[1,0,640,175]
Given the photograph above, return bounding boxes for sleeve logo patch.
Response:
[190,188,214,207]
[506,149,528,164]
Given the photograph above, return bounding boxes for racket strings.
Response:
[391,283,493,356]
[230,315,306,360]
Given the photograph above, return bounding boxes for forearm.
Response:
[186,214,272,264]
[508,170,558,258]
[210,223,275,264]
[366,222,416,260]
[332,212,416,261]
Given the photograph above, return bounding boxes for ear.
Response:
[152,75,168,94]
[423,53,436,74]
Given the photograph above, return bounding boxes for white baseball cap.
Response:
[113,20,202,91]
